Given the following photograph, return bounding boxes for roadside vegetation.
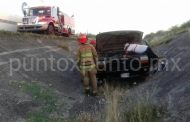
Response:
[144,20,190,47]
[75,84,166,122]
[10,81,166,122]
[0,30,72,41]
[0,30,71,51]
[105,84,166,122]
[10,81,65,122]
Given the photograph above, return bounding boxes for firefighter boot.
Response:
[84,88,90,96]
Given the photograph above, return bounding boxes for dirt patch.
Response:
[0,32,83,121]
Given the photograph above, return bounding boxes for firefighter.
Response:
[77,34,98,96]
[90,40,96,48]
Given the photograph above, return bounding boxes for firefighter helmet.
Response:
[78,34,88,44]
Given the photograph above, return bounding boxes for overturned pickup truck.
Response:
[96,31,158,82]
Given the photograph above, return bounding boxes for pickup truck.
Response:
[96,31,152,83]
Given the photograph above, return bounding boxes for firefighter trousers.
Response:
[80,69,97,94]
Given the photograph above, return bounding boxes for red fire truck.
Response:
[17,6,75,36]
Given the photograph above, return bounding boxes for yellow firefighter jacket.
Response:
[77,44,98,71]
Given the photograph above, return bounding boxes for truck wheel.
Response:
[68,28,71,35]
[65,28,71,37]
[47,24,55,35]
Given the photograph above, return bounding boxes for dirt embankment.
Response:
[0,31,190,122]
[127,32,190,122]
[154,32,190,121]
[0,32,83,121]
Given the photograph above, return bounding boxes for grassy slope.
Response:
[144,20,190,47]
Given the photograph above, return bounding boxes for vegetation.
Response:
[104,85,124,122]
[0,30,71,51]
[75,113,97,122]
[0,30,74,42]
[124,94,165,122]
[104,85,165,122]
[145,20,190,47]
[74,84,166,122]
[10,81,166,122]
[10,81,64,122]
[124,103,164,122]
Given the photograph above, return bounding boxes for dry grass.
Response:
[102,84,165,122]
[73,84,166,122]
[0,30,75,42]
[75,113,97,122]
[124,87,165,122]
[12,82,165,122]
[0,30,75,52]
[103,84,125,122]
[124,103,163,122]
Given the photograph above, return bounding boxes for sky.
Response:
[1,0,190,35]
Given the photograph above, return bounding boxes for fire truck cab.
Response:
[17,6,75,36]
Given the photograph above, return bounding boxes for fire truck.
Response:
[17,6,75,36]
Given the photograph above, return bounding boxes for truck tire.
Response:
[68,28,71,35]
[47,24,55,35]
[64,28,71,37]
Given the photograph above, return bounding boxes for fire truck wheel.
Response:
[47,24,55,35]
[68,28,71,35]
[64,28,71,37]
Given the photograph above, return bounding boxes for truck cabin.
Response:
[27,7,51,17]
